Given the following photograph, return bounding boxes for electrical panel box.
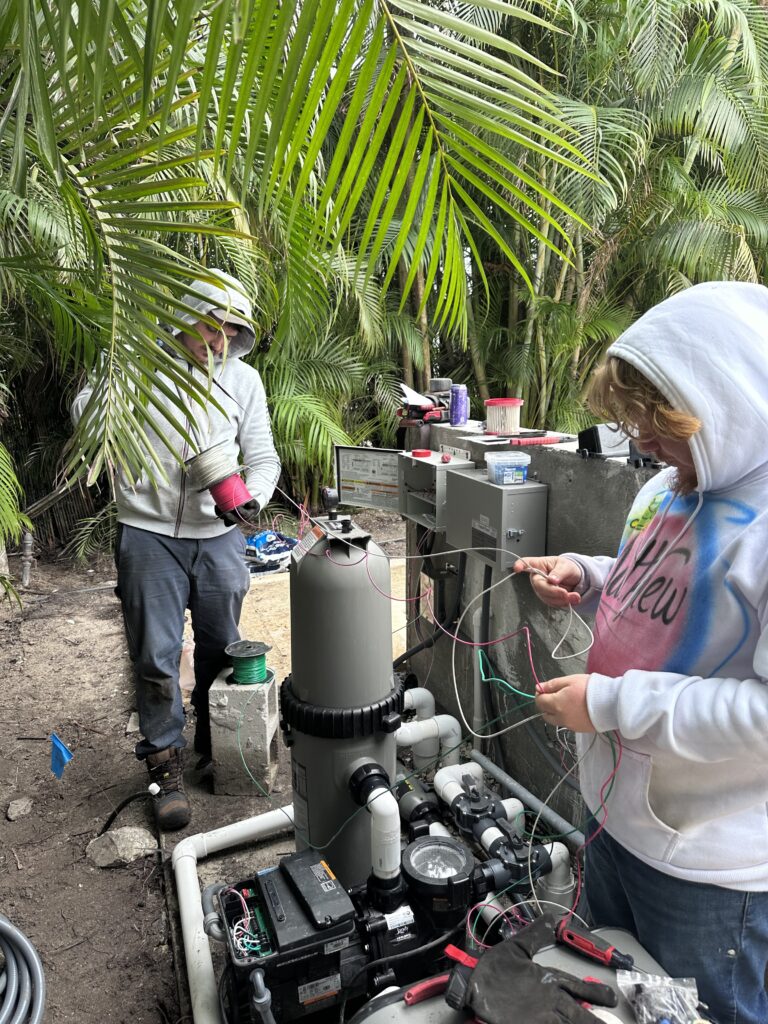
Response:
[398,451,475,531]
[444,468,548,568]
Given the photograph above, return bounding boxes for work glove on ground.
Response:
[463,914,618,1024]
[215,499,260,527]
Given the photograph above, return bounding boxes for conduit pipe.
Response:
[395,715,462,769]
[171,805,295,1024]
[471,607,488,738]
[470,751,585,849]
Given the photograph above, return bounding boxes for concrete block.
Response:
[209,669,279,796]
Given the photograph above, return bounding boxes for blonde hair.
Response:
[587,357,701,442]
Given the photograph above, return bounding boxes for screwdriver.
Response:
[555,918,635,970]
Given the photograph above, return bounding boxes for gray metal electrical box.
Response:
[444,468,548,568]
[398,451,475,531]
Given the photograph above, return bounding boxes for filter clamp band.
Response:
[279,675,404,739]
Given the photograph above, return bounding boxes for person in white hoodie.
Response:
[71,270,280,830]
[515,281,768,1024]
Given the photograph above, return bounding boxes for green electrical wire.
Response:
[232,652,268,683]
[478,648,536,701]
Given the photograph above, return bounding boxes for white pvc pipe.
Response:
[396,718,439,769]
[403,687,436,720]
[428,821,452,837]
[396,714,462,769]
[433,761,483,807]
[501,797,525,834]
[477,823,505,852]
[434,715,462,766]
[535,841,576,912]
[476,892,510,932]
[171,805,295,1024]
[366,786,401,879]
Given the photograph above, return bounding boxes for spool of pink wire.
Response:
[185,441,254,511]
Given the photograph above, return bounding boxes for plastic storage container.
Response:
[485,397,523,435]
[485,451,531,485]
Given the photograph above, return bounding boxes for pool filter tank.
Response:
[280,516,404,888]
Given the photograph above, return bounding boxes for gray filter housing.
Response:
[283,518,402,888]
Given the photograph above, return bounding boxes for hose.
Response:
[0,916,46,1024]
[201,883,227,942]
[393,552,466,669]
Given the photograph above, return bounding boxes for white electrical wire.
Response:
[516,558,594,660]
[447,570,546,741]
[186,441,242,490]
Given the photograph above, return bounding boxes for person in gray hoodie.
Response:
[516,281,768,1024]
[72,270,280,829]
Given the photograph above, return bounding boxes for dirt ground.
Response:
[0,509,405,1024]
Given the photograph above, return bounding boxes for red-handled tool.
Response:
[555,919,635,971]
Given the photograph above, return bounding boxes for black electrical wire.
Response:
[338,922,463,1023]
[97,791,149,836]
[0,916,46,1024]
[480,563,507,772]
[393,552,467,669]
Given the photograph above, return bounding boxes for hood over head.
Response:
[171,269,255,358]
[607,281,768,493]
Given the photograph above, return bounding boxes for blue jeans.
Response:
[115,524,250,759]
[585,821,768,1024]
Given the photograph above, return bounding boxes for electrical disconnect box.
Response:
[398,451,474,531]
[444,468,548,568]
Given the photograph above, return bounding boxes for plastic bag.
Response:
[616,970,701,1024]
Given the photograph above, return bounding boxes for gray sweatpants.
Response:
[115,524,250,759]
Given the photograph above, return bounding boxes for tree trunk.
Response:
[466,289,490,403]
[412,265,431,390]
[397,259,415,389]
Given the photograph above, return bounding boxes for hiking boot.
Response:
[146,748,190,830]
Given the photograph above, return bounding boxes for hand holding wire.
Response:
[513,556,583,608]
[535,674,594,733]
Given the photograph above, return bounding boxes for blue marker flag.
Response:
[50,733,74,779]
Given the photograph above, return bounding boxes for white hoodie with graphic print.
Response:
[568,281,768,890]
[71,271,281,539]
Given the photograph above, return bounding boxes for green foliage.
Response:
[3,0,768,552]
[0,0,590,544]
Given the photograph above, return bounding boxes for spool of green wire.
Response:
[225,640,272,684]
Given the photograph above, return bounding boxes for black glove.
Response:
[215,499,260,527]
[463,915,618,1024]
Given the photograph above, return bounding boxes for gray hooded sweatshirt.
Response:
[72,272,281,539]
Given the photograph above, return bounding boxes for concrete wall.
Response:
[405,423,655,825]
